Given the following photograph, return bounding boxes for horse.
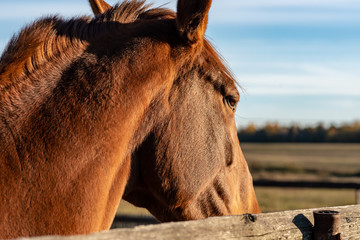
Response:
[0,0,260,238]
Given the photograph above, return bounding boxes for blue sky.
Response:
[1,0,359,127]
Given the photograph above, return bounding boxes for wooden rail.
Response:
[21,205,360,240]
[254,179,360,189]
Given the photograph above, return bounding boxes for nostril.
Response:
[226,157,233,166]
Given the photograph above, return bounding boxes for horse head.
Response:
[89,0,260,222]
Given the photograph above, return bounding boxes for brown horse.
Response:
[0,0,260,238]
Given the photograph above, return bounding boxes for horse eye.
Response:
[224,96,237,112]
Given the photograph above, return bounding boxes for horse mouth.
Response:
[156,180,233,222]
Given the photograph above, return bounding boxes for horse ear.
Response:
[89,0,112,15]
[176,0,212,45]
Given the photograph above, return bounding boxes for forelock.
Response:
[95,0,175,24]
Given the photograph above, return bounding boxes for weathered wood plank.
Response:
[18,205,360,240]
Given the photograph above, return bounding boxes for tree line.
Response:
[238,122,360,143]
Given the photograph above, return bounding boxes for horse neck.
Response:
[0,19,174,235]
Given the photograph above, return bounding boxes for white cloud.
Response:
[213,0,360,8]
[232,60,360,96]
[240,73,360,96]
[209,9,360,25]
[327,99,360,109]
[209,0,360,25]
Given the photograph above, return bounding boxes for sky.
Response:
[1,0,359,127]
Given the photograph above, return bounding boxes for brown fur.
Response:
[0,0,260,238]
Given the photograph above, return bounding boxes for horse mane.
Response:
[0,0,175,91]
[0,17,90,91]
[98,0,175,23]
[0,0,234,92]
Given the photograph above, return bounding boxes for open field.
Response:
[244,143,360,212]
[115,144,360,217]
[242,143,360,181]
[255,187,355,212]
[116,200,151,216]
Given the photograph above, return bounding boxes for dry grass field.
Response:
[244,143,360,212]
[255,187,355,212]
[116,144,360,216]
[242,143,360,182]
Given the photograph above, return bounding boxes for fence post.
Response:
[313,210,341,240]
[356,189,360,204]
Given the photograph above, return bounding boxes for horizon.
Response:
[1,0,359,128]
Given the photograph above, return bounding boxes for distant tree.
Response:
[238,121,360,143]
[288,125,299,142]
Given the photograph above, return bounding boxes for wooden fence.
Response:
[23,205,360,240]
[18,180,360,239]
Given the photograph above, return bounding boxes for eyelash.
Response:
[224,96,237,111]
